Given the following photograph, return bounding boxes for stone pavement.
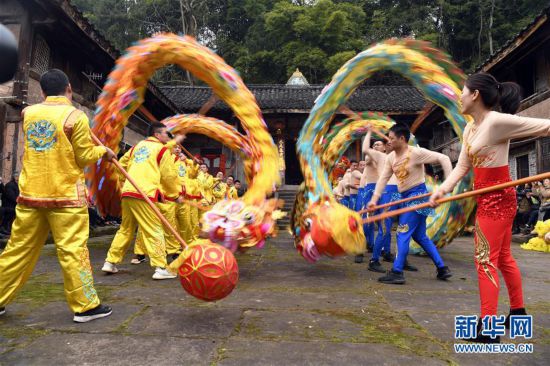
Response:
[0,232,548,365]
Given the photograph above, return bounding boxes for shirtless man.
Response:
[360,130,399,271]
[354,133,387,262]
[349,160,365,212]
[340,167,353,208]
[367,123,452,285]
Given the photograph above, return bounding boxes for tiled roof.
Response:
[477,6,550,71]
[161,84,425,114]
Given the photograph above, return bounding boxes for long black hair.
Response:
[465,72,522,114]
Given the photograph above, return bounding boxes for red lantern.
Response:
[178,242,239,301]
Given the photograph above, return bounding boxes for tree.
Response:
[74,0,550,83]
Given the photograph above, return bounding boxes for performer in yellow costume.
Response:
[226,175,238,199]
[159,145,185,259]
[212,171,228,203]
[182,157,202,241]
[0,69,115,322]
[198,163,216,212]
[131,145,186,263]
[102,122,184,279]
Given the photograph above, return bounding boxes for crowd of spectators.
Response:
[513,179,550,235]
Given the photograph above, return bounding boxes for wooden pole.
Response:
[198,94,218,116]
[91,133,188,248]
[362,171,550,224]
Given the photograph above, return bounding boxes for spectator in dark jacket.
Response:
[235,180,245,197]
[0,172,19,235]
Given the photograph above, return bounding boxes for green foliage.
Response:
[73,0,549,83]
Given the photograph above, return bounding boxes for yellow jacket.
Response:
[198,171,215,204]
[183,159,201,200]
[227,186,238,200]
[161,154,184,200]
[18,96,106,208]
[120,137,179,202]
[212,181,227,202]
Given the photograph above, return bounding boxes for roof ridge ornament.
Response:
[286,68,310,86]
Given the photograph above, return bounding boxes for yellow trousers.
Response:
[134,201,181,255]
[175,202,193,244]
[0,205,100,313]
[107,198,167,268]
[158,201,181,255]
[134,232,146,256]
[189,202,200,239]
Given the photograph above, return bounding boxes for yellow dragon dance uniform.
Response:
[198,170,215,213]
[158,153,184,255]
[212,180,227,203]
[105,137,179,268]
[134,152,184,257]
[227,185,238,199]
[183,160,201,241]
[0,96,106,313]
[173,157,193,245]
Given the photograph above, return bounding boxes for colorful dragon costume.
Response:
[292,114,395,262]
[162,114,284,252]
[87,34,281,253]
[294,39,475,262]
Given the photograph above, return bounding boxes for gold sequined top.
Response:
[373,146,452,199]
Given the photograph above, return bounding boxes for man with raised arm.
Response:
[367,123,453,285]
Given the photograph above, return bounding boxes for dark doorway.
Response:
[285,138,303,185]
[516,154,530,179]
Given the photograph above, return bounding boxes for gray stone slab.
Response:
[91,269,151,286]
[382,290,483,314]
[237,309,365,342]
[1,333,217,366]
[102,282,192,305]
[243,262,366,293]
[1,302,145,334]
[126,304,242,338]
[0,232,548,365]
[219,288,376,311]
[217,340,447,366]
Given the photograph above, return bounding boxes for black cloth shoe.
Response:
[0,307,5,316]
[73,304,112,323]
[436,266,452,280]
[354,254,364,263]
[466,318,501,344]
[382,252,395,263]
[368,259,385,273]
[403,261,418,272]
[505,307,527,329]
[378,270,405,284]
